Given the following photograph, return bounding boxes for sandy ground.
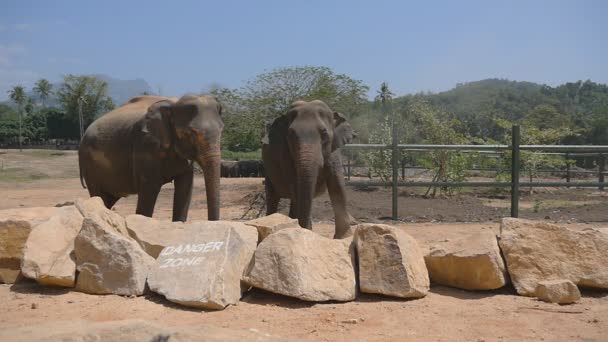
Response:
[1,149,608,341]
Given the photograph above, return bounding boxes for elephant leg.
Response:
[288,200,297,219]
[265,177,280,215]
[172,167,194,222]
[325,153,351,239]
[136,181,162,218]
[100,193,120,209]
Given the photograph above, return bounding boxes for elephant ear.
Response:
[332,111,355,151]
[265,114,290,145]
[141,100,174,151]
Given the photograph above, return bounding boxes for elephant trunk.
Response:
[196,143,221,221]
[294,144,319,229]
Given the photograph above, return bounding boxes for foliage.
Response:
[45,108,79,140]
[56,75,114,133]
[212,66,369,152]
[364,90,473,196]
[494,119,578,192]
[33,79,53,108]
[221,149,262,161]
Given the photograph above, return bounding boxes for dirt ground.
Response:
[1,149,608,341]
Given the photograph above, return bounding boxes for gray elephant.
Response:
[262,100,355,238]
[78,95,223,221]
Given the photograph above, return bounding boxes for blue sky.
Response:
[1,0,606,100]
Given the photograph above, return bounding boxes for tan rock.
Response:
[74,216,154,296]
[147,221,258,309]
[536,279,581,304]
[499,218,608,296]
[245,213,300,242]
[424,230,508,290]
[0,319,288,342]
[0,207,61,283]
[126,215,187,258]
[21,206,84,287]
[244,228,356,302]
[355,224,429,298]
[75,197,129,237]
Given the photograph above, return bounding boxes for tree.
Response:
[33,78,53,108]
[375,81,394,105]
[56,75,114,139]
[213,66,369,152]
[7,85,26,150]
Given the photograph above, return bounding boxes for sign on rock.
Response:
[146,222,258,310]
[158,241,225,269]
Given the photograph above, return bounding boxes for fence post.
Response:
[511,125,520,218]
[401,155,405,180]
[391,113,398,220]
[565,152,570,186]
[347,150,351,181]
[599,153,605,191]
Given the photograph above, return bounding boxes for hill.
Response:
[391,79,608,143]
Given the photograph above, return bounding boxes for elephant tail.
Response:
[78,152,87,189]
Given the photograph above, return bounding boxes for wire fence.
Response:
[342,125,608,220]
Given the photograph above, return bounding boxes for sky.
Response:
[1,0,607,100]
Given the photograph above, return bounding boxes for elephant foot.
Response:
[334,224,357,239]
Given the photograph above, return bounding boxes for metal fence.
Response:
[343,125,608,220]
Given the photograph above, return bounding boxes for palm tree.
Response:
[375,81,394,105]
[7,85,27,151]
[33,78,53,108]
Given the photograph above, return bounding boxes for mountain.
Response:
[92,74,153,106]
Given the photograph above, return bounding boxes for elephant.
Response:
[78,95,223,222]
[236,160,264,177]
[262,100,355,239]
[220,160,238,178]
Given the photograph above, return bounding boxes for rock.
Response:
[126,215,187,258]
[424,230,508,290]
[245,213,300,242]
[536,279,581,304]
[355,224,429,298]
[75,197,129,237]
[0,319,287,342]
[147,221,258,309]
[0,207,61,283]
[74,215,154,296]
[499,218,608,296]
[21,206,84,287]
[244,228,356,302]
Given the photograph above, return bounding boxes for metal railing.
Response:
[343,125,608,220]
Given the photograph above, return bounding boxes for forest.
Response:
[2,67,608,153]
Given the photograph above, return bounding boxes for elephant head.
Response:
[145,95,223,220]
[284,100,353,228]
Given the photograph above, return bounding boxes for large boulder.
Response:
[536,279,581,304]
[424,230,508,290]
[21,206,84,287]
[126,214,186,258]
[244,228,357,302]
[245,213,300,242]
[0,207,61,283]
[74,204,154,296]
[499,218,608,296]
[147,221,258,309]
[355,224,429,298]
[75,197,130,237]
[0,319,287,342]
